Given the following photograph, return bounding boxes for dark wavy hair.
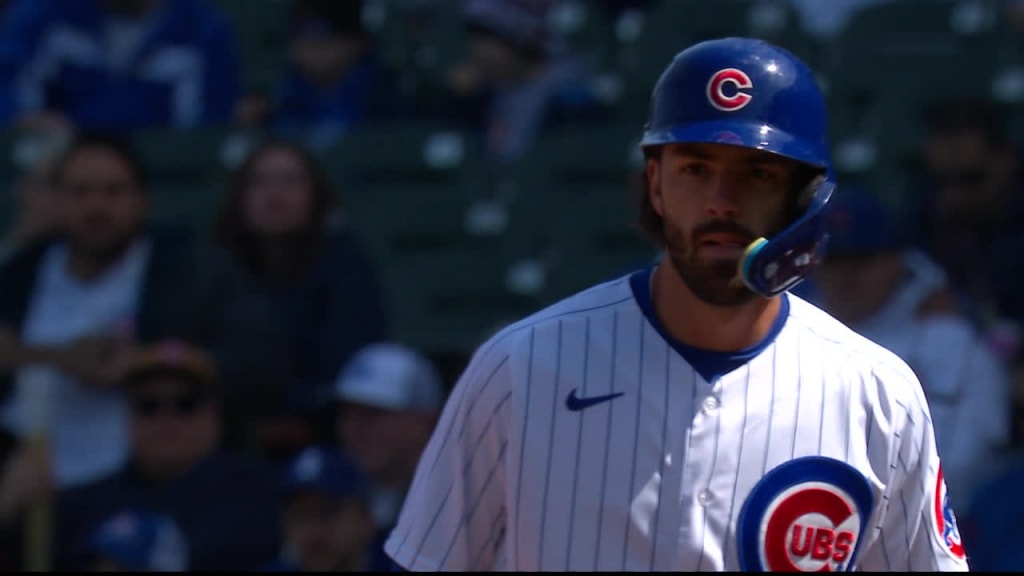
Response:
[214,139,338,279]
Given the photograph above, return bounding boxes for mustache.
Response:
[691,220,757,244]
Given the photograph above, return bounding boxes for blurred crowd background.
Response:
[0,0,1022,571]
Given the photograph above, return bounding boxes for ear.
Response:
[646,157,665,217]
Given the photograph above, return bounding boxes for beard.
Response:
[663,217,763,308]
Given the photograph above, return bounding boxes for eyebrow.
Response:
[667,144,792,166]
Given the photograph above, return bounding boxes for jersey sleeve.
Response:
[384,343,513,571]
[857,371,971,572]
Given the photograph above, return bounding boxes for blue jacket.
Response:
[268,52,409,151]
[55,451,282,571]
[0,0,241,130]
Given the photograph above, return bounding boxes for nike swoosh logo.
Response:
[565,388,624,411]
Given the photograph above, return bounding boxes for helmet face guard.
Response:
[640,37,835,297]
[739,178,834,298]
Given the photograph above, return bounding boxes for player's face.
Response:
[647,143,807,307]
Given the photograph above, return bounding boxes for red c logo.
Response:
[762,485,861,572]
[707,68,754,112]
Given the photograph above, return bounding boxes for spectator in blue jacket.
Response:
[264,446,387,572]
[235,0,408,151]
[0,0,242,134]
[54,340,282,571]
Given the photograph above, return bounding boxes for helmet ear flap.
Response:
[798,173,827,210]
[739,179,836,297]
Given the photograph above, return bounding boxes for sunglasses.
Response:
[131,394,205,417]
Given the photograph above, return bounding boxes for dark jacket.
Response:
[0,227,292,447]
[54,451,282,571]
[259,229,390,415]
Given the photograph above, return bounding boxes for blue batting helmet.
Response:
[640,37,835,298]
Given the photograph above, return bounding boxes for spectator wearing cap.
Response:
[264,446,385,572]
[234,0,409,151]
[88,509,188,572]
[813,185,1012,515]
[438,0,606,163]
[333,343,444,543]
[53,340,281,571]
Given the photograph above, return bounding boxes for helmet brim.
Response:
[639,119,829,169]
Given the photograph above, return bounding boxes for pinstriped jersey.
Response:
[384,268,971,572]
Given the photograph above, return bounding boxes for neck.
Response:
[67,242,131,281]
[254,235,310,281]
[650,261,781,351]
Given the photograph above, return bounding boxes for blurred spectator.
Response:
[908,98,1024,334]
[960,341,1024,568]
[332,343,443,550]
[264,445,386,572]
[235,0,408,151]
[437,0,607,163]
[88,509,188,572]
[599,0,656,20]
[0,135,66,264]
[54,340,281,571]
[0,132,289,483]
[215,139,389,453]
[0,0,241,134]
[814,185,1012,513]
[775,0,890,39]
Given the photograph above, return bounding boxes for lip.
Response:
[698,233,752,249]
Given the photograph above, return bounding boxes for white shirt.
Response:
[2,240,150,488]
[385,268,970,571]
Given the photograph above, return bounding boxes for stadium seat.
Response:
[148,181,226,233]
[824,0,1000,102]
[609,0,811,123]
[380,241,545,356]
[501,124,654,300]
[132,128,237,184]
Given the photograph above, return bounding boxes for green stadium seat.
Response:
[824,0,1000,102]
[498,124,654,300]
[148,181,226,233]
[132,128,237,185]
[380,241,544,356]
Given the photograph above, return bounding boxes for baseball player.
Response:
[385,37,971,572]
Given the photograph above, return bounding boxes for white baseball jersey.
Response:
[385,268,971,572]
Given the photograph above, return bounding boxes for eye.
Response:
[680,162,709,176]
[750,166,780,181]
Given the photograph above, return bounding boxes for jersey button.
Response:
[702,396,720,412]
[697,490,712,506]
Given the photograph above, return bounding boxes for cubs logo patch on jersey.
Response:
[737,456,875,572]
[932,464,965,561]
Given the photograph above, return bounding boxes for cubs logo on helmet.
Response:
[706,68,754,112]
[932,465,965,561]
[738,456,875,572]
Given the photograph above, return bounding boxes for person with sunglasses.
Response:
[51,340,282,572]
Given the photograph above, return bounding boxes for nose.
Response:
[704,173,742,219]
